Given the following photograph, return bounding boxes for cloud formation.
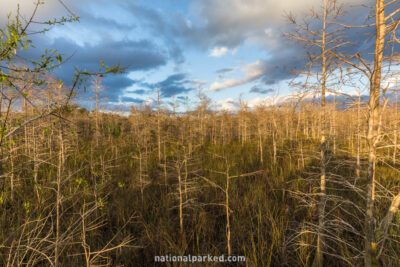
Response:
[157,73,193,97]
[212,98,239,111]
[21,35,168,103]
[209,47,228,57]
[197,0,375,92]
[250,86,274,94]
[7,1,180,105]
[2,0,380,108]
[130,73,196,98]
[206,60,267,91]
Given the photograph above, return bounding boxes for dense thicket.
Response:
[0,95,399,266]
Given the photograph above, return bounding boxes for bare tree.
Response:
[287,1,346,264]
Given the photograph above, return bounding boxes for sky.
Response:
[2,0,377,112]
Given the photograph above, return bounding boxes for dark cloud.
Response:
[250,86,274,94]
[75,75,136,107]
[216,68,234,74]
[99,75,136,101]
[159,73,186,87]
[19,34,168,102]
[113,1,185,64]
[130,73,196,98]
[157,73,193,97]
[161,86,191,97]
[102,76,135,90]
[260,51,304,85]
[52,38,168,72]
[129,89,148,95]
[120,96,145,103]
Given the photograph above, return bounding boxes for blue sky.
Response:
[2,0,374,111]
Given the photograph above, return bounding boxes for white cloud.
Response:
[247,95,292,108]
[211,96,281,111]
[212,89,364,111]
[383,76,400,90]
[209,46,229,57]
[212,98,238,111]
[144,97,155,106]
[205,60,267,91]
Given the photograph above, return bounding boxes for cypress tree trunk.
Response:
[364,1,385,266]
